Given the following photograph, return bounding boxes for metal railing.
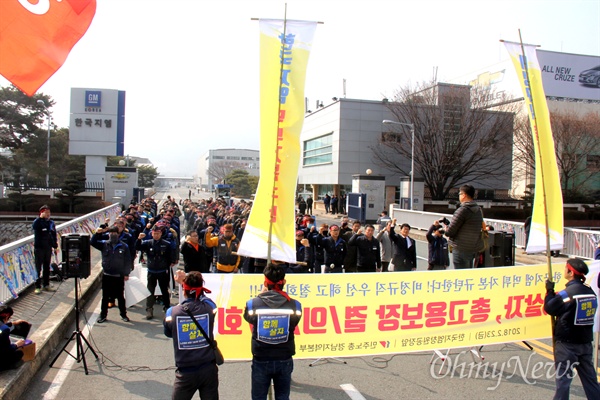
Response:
[390,205,599,260]
[0,203,121,304]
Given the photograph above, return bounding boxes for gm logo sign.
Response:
[85,91,102,107]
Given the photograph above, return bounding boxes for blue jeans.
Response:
[452,249,476,269]
[251,358,294,400]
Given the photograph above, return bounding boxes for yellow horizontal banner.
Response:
[204,264,570,360]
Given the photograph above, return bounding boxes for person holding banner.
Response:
[445,185,484,269]
[244,264,302,400]
[164,271,219,400]
[544,259,600,400]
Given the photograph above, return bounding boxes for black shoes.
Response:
[97,316,107,323]
[120,315,130,322]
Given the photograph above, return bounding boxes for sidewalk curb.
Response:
[0,260,102,400]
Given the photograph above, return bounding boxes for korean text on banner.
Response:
[504,41,563,254]
[203,263,579,361]
[0,0,97,96]
[237,19,317,263]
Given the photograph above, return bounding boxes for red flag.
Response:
[0,0,96,96]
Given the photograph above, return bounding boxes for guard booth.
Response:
[347,193,366,224]
[214,184,233,200]
[484,231,516,267]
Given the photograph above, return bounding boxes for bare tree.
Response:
[372,81,517,200]
[513,110,600,201]
[206,161,246,186]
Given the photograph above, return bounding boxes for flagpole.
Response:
[517,29,556,338]
[266,3,289,266]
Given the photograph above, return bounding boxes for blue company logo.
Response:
[85,91,101,107]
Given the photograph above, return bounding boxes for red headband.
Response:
[182,282,211,300]
[566,263,585,277]
[264,277,290,301]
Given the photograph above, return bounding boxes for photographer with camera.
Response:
[426,219,449,270]
[445,185,484,269]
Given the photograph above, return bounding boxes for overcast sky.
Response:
[2,0,599,176]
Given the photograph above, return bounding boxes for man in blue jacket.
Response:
[244,264,302,400]
[32,205,58,294]
[91,226,132,323]
[137,224,178,320]
[164,271,219,400]
[544,259,600,400]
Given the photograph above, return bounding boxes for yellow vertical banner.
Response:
[238,19,317,263]
[504,41,563,253]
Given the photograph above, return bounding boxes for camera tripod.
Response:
[49,276,98,375]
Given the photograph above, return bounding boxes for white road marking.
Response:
[340,383,367,400]
[42,306,101,400]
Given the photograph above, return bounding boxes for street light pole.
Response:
[37,100,51,188]
[382,119,415,210]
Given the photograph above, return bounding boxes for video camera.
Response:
[438,217,450,225]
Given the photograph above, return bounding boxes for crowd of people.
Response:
[17,185,599,399]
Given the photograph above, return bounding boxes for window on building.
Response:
[318,185,334,199]
[227,156,240,160]
[303,133,333,166]
[213,156,225,159]
[381,131,402,143]
[587,154,600,170]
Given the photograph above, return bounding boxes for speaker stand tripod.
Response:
[49,276,98,375]
[309,357,348,367]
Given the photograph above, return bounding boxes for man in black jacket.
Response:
[388,220,417,272]
[91,226,132,323]
[348,224,381,272]
[445,185,483,269]
[544,259,600,400]
[244,264,302,400]
[342,221,361,273]
[164,271,219,400]
[31,205,58,294]
[316,224,346,273]
[137,224,178,320]
[180,231,206,273]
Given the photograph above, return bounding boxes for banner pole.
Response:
[517,29,556,342]
[265,4,289,266]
